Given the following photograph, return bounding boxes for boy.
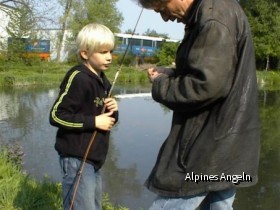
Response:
[49,23,118,210]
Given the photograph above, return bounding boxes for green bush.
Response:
[4,76,15,86]
[155,42,179,66]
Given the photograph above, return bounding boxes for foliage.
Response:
[0,61,150,87]
[0,142,24,168]
[114,66,148,84]
[0,61,68,86]
[6,3,35,38]
[3,1,36,61]
[102,193,129,210]
[114,52,136,66]
[0,148,62,210]
[3,61,280,89]
[124,29,134,34]
[240,0,280,70]
[58,0,123,62]
[143,29,169,39]
[0,0,59,30]
[257,71,280,90]
[143,56,159,64]
[155,41,180,66]
[67,0,123,37]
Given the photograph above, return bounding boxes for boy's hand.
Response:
[95,111,115,131]
[104,98,118,112]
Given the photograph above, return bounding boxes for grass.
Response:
[0,147,128,210]
[0,148,62,210]
[257,71,280,90]
[1,60,279,90]
[1,61,280,90]
[0,61,150,87]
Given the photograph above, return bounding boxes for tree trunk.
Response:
[56,0,72,62]
[265,55,270,71]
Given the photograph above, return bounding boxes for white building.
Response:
[0,4,71,61]
[33,29,73,61]
[0,4,12,51]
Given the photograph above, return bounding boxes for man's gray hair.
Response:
[135,0,170,8]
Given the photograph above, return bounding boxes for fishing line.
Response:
[68,8,144,210]
[107,8,144,97]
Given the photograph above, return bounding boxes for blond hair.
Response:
[76,23,115,60]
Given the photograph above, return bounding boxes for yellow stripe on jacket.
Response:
[51,70,83,128]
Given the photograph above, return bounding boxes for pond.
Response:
[0,85,279,209]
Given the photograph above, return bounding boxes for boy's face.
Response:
[81,48,113,74]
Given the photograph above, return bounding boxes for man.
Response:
[136,0,260,209]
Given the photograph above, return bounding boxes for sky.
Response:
[116,0,184,40]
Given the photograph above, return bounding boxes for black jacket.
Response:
[49,64,118,170]
[145,0,260,196]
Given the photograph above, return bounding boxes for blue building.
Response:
[114,33,179,57]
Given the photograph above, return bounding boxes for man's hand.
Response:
[147,68,161,82]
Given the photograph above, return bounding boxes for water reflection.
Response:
[103,96,172,209]
[233,90,280,209]
[0,86,279,210]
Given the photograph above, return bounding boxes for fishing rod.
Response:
[68,8,144,210]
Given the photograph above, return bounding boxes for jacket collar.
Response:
[75,64,109,87]
[184,0,204,29]
[78,64,104,79]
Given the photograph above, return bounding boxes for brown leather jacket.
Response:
[145,0,260,196]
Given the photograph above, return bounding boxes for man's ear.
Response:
[80,51,88,60]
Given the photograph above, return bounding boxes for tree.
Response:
[143,28,169,39]
[6,3,35,38]
[156,41,180,66]
[124,29,134,34]
[1,0,59,28]
[55,0,73,62]
[57,0,123,62]
[240,0,280,70]
[0,0,27,8]
[1,0,36,38]
[68,0,123,37]
[3,0,37,61]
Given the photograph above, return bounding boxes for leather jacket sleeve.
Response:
[152,20,236,113]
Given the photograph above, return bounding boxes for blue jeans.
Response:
[59,157,102,210]
[149,188,236,210]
